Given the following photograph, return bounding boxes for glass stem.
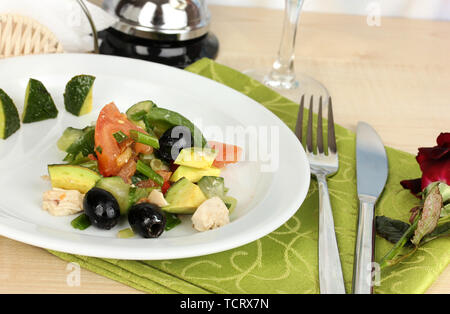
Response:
[265,0,305,89]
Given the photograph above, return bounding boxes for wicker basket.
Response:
[0,13,64,58]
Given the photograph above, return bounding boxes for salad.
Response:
[38,76,242,239]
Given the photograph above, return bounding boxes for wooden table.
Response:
[1,5,449,294]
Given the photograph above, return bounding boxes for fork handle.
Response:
[317,174,346,294]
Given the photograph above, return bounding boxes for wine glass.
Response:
[245,0,329,102]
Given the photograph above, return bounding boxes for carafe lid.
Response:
[103,0,210,41]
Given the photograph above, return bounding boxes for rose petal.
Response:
[421,158,450,189]
[437,132,450,147]
[400,178,422,196]
[410,133,450,191]
[417,147,450,164]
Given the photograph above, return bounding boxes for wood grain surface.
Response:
[0,4,448,294]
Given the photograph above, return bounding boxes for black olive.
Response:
[156,125,193,163]
[83,188,120,230]
[128,203,166,238]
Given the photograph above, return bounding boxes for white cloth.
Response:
[0,0,118,52]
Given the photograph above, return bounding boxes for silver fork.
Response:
[295,95,346,294]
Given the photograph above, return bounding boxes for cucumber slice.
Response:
[64,75,96,116]
[126,100,156,121]
[128,186,152,206]
[57,127,84,151]
[95,177,151,215]
[197,176,227,199]
[0,88,20,139]
[22,78,58,123]
[139,153,156,165]
[95,177,130,215]
[63,126,95,163]
[223,196,237,214]
[197,176,237,213]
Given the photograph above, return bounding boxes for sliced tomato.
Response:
[87,154,97,161]
[208,141,242,168]
[134,170,172,190]
[116,158,137,184]
[134,142,153,155]
[156,170,172,182]
[95,102,149,177]
[157,170,172,194]
[135,179,158,189]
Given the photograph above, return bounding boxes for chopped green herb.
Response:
[71,214,91,230]
[117,228,135,238]
[129,129,159,149]
[113,131,128,144]
[165,213,181,231]
[96,146,103,154]
[136,160,164,186]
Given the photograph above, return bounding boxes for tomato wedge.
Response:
[208,141,242,168]
[135,170,172,191]
[95,102,150,177]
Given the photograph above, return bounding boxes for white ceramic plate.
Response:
[0,54,310,260]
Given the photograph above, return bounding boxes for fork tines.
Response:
[295,95,337,155]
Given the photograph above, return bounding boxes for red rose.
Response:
[401,133,450,195]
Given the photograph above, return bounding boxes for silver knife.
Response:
[353,122,388,294]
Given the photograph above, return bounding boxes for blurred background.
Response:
[206,0,450,20]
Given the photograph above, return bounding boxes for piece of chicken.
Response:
[137,190,169,208]
[191,196,230,232]
[42,188,84,216]
[146,189,169,207]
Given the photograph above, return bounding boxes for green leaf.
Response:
[441,204,450,218]
[378,215,420,269]
[439,182,450,204]
[420,222,450,244]
[411,186,443,245]
[375,216,412,246]
[146,107,207,147]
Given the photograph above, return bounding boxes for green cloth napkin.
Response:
[50,58,449,294]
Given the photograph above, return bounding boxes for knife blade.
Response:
[353,122,388,294]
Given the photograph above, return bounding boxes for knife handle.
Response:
[317,175,346,294]
[352,196,377,294]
